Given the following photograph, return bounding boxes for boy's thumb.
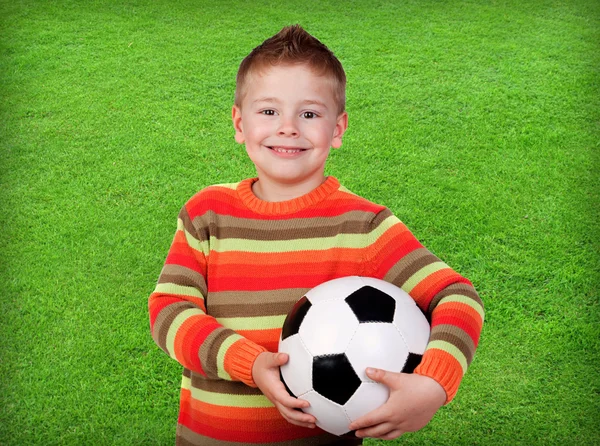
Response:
[274,352,289,366]
[366,367,391,384]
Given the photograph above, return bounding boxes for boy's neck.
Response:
[252,175,327,202]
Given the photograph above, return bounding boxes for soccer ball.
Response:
[278,276,430,436]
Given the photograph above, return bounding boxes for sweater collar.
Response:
[237,176,340,215]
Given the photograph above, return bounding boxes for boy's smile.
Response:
[232,64,348,202]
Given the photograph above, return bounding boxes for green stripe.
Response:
[181,375,273,407]
[218,314,286,331]
[216,334,242,380]
[214,182,240,190]
[439,294,485,321]
[154,283,204,299]
[166,308,204,358]
[178,222,210,256]
[338,185,358,196]
[210,217,394,253]
[427,340,468,373]
[402,262,449,292]
[376,214,401,231]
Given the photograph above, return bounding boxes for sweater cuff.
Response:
[414,350,465,404]
[225,338,268,387]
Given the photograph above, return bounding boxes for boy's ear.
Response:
[232,105,245,144]
[331,112,348,149]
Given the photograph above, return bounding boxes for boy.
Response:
[149,25,484,445]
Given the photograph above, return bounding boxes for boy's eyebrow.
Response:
[252,97,328,107]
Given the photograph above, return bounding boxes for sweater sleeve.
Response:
[364,209,484,403]
[148,205,267,387]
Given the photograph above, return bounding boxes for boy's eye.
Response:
[261,109,276,116]
[302,111,317,119]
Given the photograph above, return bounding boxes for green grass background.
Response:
[1,0,598,444]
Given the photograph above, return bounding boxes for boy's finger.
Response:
[348,405,389,431]
[277,402,317,425]
[276,391,311,409]
[355,421,395,439]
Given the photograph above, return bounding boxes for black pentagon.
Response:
[402,353,423,374]
[313,354,361,405]
[345,286,396,323]
[281,296,311,340]
[280,369,297,398]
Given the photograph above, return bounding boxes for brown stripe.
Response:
[153,301,196,352]
[186,370,263,395]
[428,282,482,313]
[209,300,296,318]
[199,327,233,379]
[369,207,394,229]
[191,210,378,242]
[159,264,208,297]
[207,288,310,306]
[384,248,439,287]
[429,324,475,364]
[177,424,360,446]
[179,206,198,236]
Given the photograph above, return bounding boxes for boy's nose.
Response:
[277,118,299,137]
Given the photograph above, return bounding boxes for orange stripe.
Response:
[415,349,463,402]
[369,223,415,258]
[434,301,483,328]
[179,389,310,441]
[211,248,366,266]
[173,316,204,367]
[148,294,180,326]
[211,260,365,280]
[186,393,283,422]
[174,316,219,368]
[410,268,460,306]
[238,328,280,352]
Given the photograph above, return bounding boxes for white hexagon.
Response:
[392,301,430,354]
[302,390,352,436]
[305,276,364,304]
[345,323,409,381]
[344,381,389,423]
[299,300,359,357]
[279,334,313,397]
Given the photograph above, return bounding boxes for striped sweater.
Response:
[149,176,484,445]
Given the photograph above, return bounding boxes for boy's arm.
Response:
[365,209,484,403]
[148,205,267,387]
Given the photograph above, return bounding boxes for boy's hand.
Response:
[252,352,317,429]
[348,368,446,440]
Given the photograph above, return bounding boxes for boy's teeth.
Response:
[272,147,302,153]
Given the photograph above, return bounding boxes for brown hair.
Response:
[235,25,346,114]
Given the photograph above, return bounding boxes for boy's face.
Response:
[232,64,347,197]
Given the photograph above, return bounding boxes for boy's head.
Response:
[232,26,349,201]
[235,25,346,115]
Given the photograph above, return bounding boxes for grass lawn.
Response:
[1,0,598,444]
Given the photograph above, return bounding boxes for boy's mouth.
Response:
[268,146,307,154]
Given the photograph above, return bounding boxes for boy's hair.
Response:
[235,25,346,114]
